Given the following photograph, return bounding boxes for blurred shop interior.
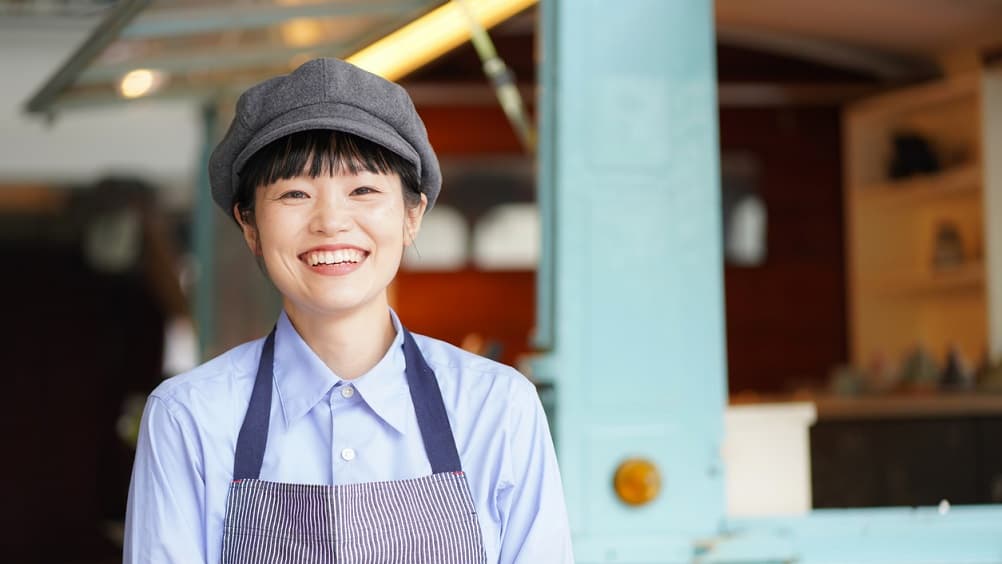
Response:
[2,0,1002,561]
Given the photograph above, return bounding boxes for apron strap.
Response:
[232,321,463,481]
[233,329,276,480]
[402,328,463,474]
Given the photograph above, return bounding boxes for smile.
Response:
[303,248,368,266]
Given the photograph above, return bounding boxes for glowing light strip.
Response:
[346,0,537,82]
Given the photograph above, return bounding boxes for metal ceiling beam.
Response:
[23,0,150,115]
[120,0,431,39]
[0,0,113,19]
[717,25,938,81]
[75,41,353,85]
[40,87,226,113]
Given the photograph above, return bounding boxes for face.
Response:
[234,169,426,320]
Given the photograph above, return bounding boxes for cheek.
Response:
[366,201,407,240]
[255,206,295,239]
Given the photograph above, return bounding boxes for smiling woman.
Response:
[123,58,573,563]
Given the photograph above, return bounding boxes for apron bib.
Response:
[221,326,488,563]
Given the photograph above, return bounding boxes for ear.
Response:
[403,193,428,247]
[232,204,262,256]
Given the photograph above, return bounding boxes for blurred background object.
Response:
[721,152,767,267]
[1,174,188,560]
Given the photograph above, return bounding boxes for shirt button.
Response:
[341,448,356,462]
[341,386,355,399]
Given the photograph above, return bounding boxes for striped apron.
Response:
[221,326,488,563]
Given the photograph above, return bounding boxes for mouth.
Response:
[300,247,369,267]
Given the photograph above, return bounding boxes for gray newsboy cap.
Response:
[209,58,440,213]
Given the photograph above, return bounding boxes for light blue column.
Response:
[536,1,726,561]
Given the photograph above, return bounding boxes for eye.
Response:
[279,190,309,199]
[351,186,379,196]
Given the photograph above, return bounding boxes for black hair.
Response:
[232,129,422,226]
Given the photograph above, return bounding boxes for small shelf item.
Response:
[941,346,974,390]
[932,221,965,270]
[888,131,940,179]
[899,346,941,392]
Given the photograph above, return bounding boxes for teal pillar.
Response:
[536,0,726,561]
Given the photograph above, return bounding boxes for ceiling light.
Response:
[118,69,167,99]
[347,0,537,82]
[280,18,324,47]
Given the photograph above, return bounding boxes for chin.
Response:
[288,290,385,317]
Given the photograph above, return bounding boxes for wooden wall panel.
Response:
[418,106,525,155]
[720,107,849,393]
[391,269,536,369]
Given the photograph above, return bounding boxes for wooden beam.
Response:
[717,25,937,81]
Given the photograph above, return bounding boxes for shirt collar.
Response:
[350,309,410,435]
[272,308,410,434]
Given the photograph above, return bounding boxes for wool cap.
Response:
[209,58,440,212]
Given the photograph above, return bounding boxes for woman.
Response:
[124,58,573,563]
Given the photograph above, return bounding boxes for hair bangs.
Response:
[232,129,423,225]
[251,130,407,187]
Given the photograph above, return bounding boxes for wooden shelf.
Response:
[856,163,981,208]
[730,392,1002,420]
[866,262,985,296]
[844,72,1001,368]
[814,393,1002,420]
[848,74,979,120]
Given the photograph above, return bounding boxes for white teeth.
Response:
[306,249,365,266]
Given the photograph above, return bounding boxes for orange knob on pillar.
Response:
[613,458,661,506]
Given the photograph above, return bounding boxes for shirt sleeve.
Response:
[124,394,207,563]
[496,374,575,563]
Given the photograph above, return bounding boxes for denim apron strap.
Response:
[232,329,275,480]
[401,327,463,474]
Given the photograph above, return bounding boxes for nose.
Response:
[309,195,352,235]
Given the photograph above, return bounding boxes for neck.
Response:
[283,296,397,380]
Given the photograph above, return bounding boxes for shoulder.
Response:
[410,332,540,416]
[412,333,533,388]
[149,336,265,424]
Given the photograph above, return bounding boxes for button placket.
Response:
[329,391,338,480]
[330,384,360,477]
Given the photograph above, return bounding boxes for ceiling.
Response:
[22,0,449,114]
[717,0,1002,56]
[14,0,1002,114]
[716,0,1002,78]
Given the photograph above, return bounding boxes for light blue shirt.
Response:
[124,309,573,563]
